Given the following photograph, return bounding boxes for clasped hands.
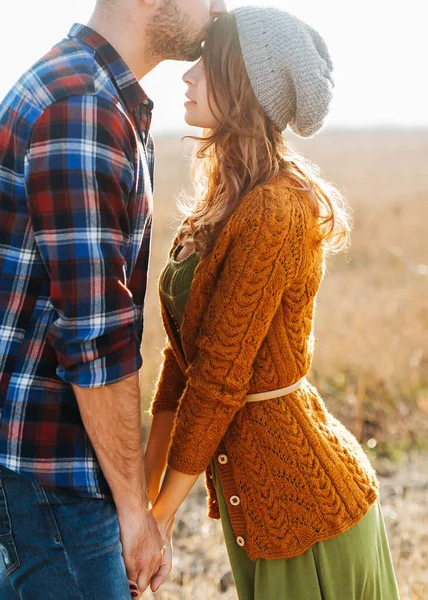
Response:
[118,493,175,598]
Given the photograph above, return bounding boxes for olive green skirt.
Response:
[211,462,400,600]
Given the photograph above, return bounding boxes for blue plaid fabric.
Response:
[0,24,154,498]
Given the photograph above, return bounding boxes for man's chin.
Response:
[167,43,203,63]
[184,45,203,62]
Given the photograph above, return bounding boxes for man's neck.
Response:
[87,9,159,81]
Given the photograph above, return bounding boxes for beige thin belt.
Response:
[245,378,305,403]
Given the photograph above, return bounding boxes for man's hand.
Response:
[72,372,164,593]
[118,508,164,594]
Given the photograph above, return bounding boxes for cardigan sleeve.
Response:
[167,188,307,475]
[150,343,187,414]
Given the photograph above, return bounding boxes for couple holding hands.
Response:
[0,0,399,598]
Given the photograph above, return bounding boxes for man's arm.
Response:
[72,372,148,514]
[72,372,164,592]
[25,94,163,592]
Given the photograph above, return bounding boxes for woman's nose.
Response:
[182,62,200,85]
[182,68,194,85]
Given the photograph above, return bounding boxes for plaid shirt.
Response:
[0,24,154,498]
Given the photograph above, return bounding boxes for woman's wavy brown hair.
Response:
[176,13,351,255]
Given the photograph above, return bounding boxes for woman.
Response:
[144,7,400,599]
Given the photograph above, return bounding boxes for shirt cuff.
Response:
[56,338,142,388]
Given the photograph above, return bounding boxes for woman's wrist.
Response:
[150,466,199,542]
[152,504,175,540]
[157,517,175,542]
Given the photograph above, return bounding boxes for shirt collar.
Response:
[68,23,153,114]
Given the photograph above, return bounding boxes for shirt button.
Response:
[218,454,228,464]
[229,495,241,506]
[236,536,246,547]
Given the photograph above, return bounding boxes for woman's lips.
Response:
[185,94,196,106]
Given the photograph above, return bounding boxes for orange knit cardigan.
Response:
[151,171,379,560]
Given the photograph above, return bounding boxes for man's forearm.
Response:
[72,371,148,514]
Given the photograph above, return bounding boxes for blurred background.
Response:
[2,1,427,598]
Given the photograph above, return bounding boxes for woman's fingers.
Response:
[128,579,139,598]
[150,541,173,592]
[150,562,173,593]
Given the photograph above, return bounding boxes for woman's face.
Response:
[182,59,218,129]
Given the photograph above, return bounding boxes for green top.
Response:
[159,245,200,329]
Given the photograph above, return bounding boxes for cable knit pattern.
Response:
[151,171,379,560]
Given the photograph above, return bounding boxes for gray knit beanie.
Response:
[233,7,334,137]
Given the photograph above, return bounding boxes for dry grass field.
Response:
[140,129,428,599]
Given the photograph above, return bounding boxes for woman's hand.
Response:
[146,466,200,592]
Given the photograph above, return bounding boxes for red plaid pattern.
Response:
[0,24,154,497]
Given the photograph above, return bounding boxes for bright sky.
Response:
[1,0,427,132]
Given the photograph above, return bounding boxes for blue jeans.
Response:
[0,465,132,599]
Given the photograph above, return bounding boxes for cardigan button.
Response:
[229,495,241,506]
[236,536,246,547]
[218,454,228,464]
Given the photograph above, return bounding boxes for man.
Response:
[0,0,226,598]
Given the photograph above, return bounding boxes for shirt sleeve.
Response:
[167,188,307,474]
[24,94,143,388]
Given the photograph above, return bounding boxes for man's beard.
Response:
[147,0,211,62]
